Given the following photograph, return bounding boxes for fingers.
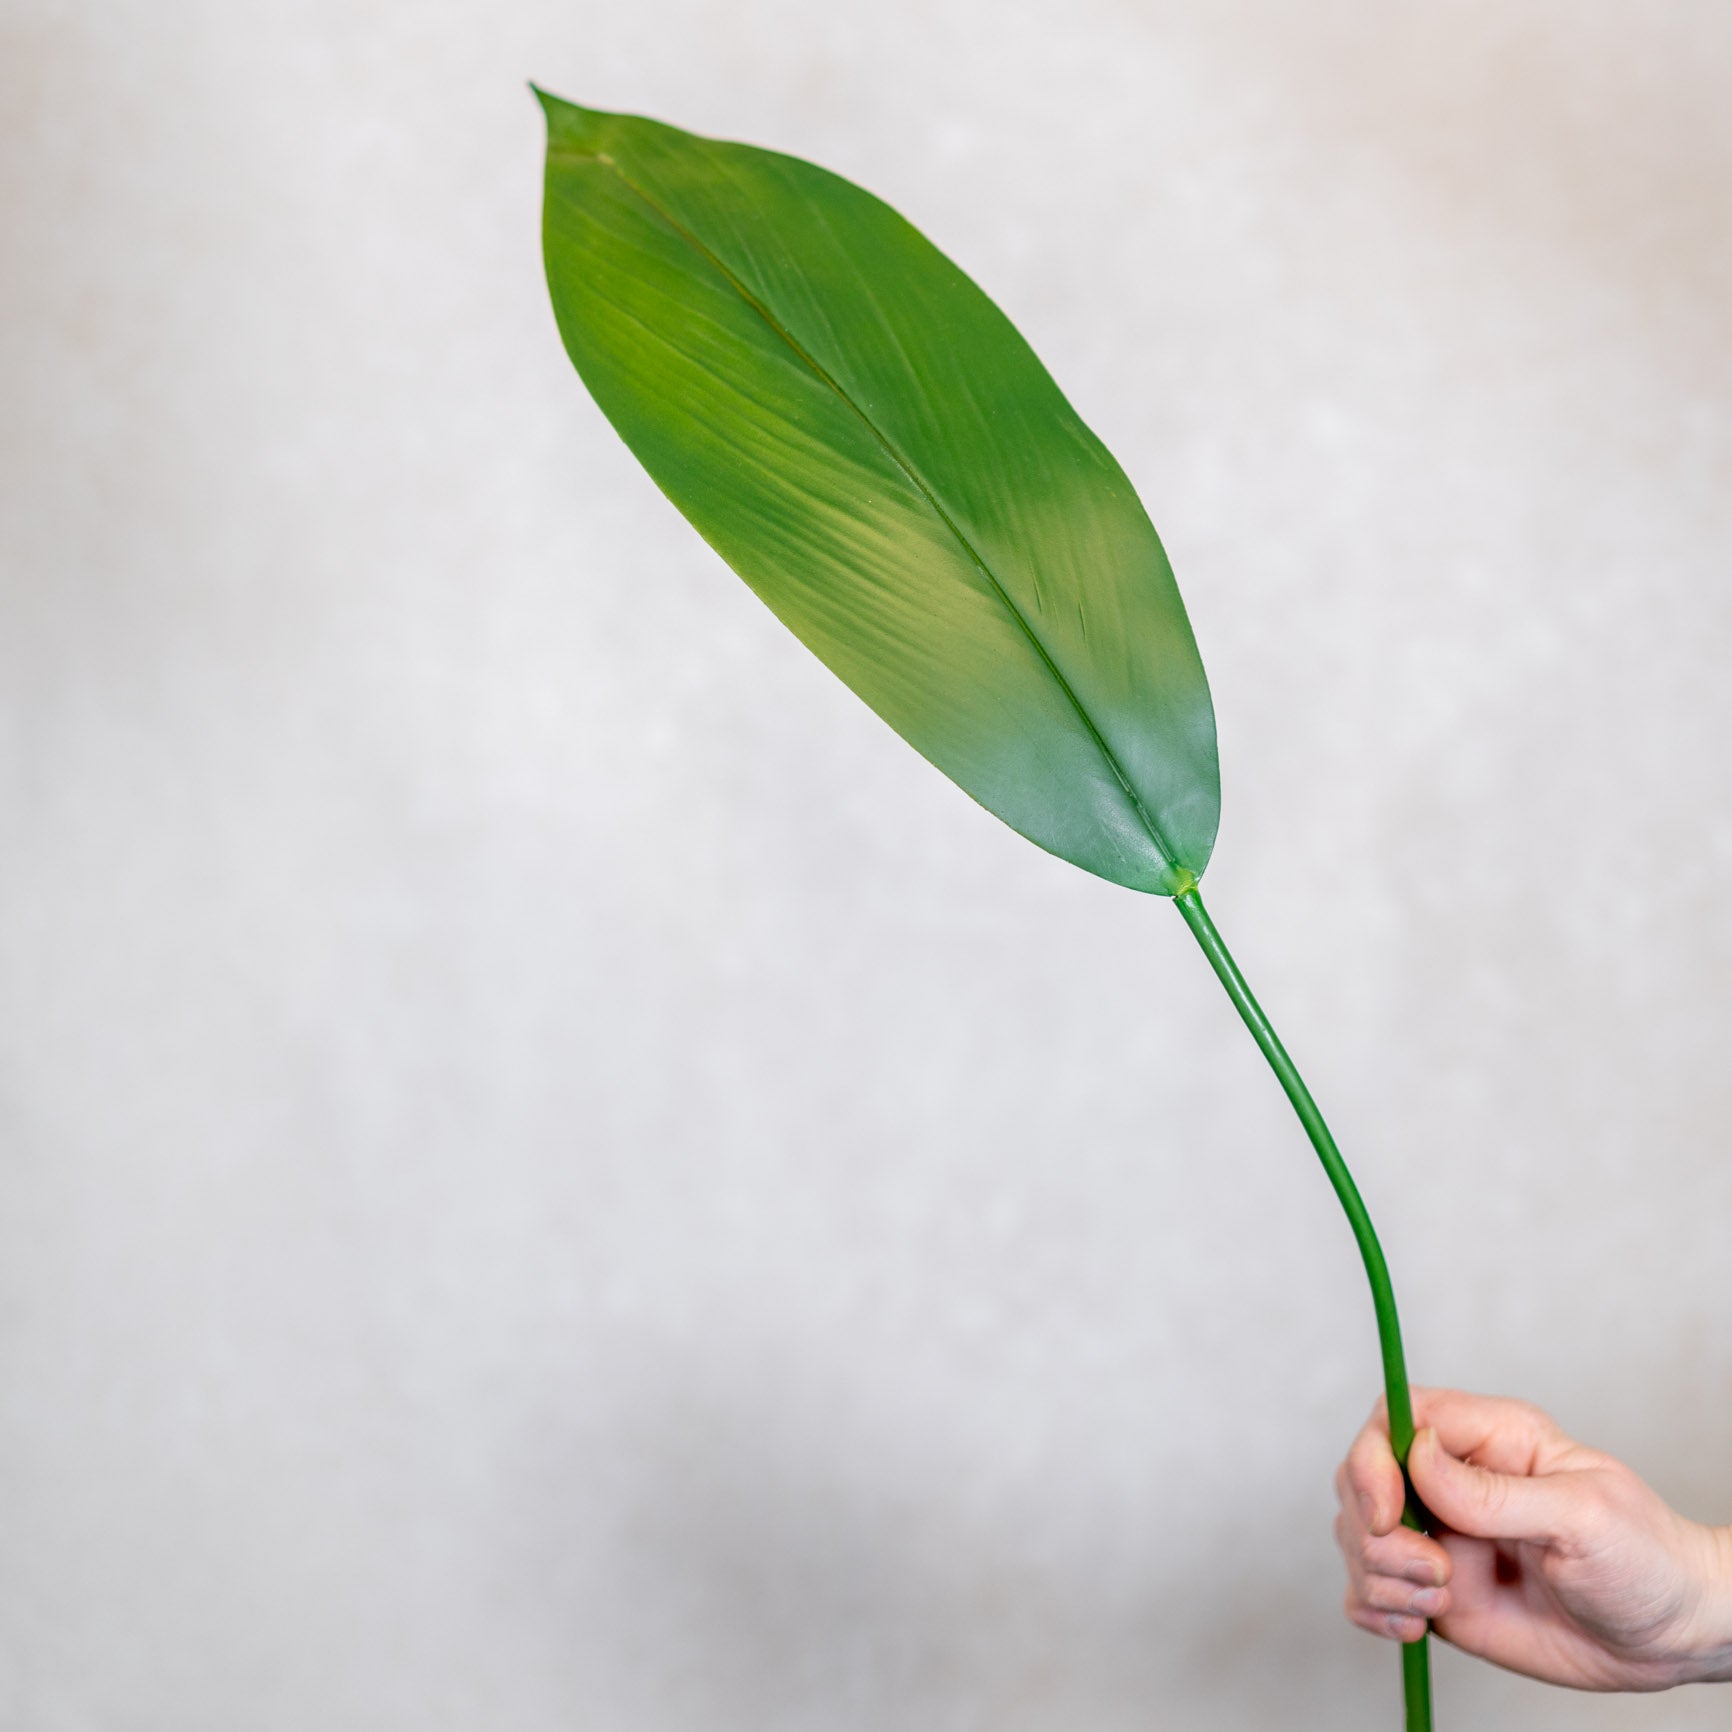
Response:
[1340,1517,1451,1588]
[1335,1437,1454,1645]
[1342,1407,1407,1537]
[1408,1388,1571,1478]
[1345,1594,1431,1645]
[1343,1389,1580,1536]
[1336,1514,1452,1597]
[1408,1426,1588,1544]
[1339,1529,1447,1646]
[1336,1515,1452,1603]
[1337,1387,1586,1649]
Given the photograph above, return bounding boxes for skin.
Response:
[1334,1387,1732,1691]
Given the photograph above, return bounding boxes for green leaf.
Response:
[536,92,1219,894]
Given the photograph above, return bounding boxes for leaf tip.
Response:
[529,87,621,156]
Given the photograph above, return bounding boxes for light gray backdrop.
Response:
[3,2,1730,1727]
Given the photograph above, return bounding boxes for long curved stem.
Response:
[1172,884,1432,1732]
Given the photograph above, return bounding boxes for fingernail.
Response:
[1405,1559,1441,1587]
[1409,1587,1443,1615]
[1384,1613,1414,1638]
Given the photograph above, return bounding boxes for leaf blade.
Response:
[539,94,1220,892]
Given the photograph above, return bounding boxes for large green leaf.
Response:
[537,92,1219,894]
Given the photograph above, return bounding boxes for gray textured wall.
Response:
[3,3,1730,1727]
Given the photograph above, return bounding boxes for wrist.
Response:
[1676,1523,1732,1685]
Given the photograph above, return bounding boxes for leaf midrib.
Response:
[553,143,1179,873]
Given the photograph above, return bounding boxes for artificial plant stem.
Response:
[1172,884,1432,1732]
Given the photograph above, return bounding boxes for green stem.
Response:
[1172,883,1431,1732]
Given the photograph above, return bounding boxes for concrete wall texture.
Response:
[3,2,1730,1726]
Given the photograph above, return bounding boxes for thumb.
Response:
[1408,1427,1583,1544]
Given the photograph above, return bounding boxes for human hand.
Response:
[1334,1387,1732,1690]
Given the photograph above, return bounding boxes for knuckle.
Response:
[1471,1463,1509,1520]
[1360,1533,1400,1574]
[1345,1597,1407,1642]
[1509,1396,1560,1440]
[1572,1476,1618,1541]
